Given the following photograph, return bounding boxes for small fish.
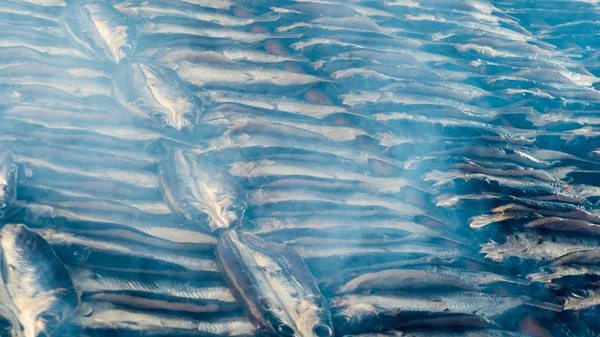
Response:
[61,2,137,63]
[0,224,78,337]
[335,266,530,294]
[113,62,202,131]
[344,330,539,337]
[217,230,334,337]
[76,301,254,336]
[331,292,560,334]
[70,267,238,313]
[481,231,600,264]
[159,148,247,232]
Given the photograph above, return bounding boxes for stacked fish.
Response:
[0,0,598,337]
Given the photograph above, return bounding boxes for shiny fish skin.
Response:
[70,267,239,313]
[113,62,202,131]
[331,292,561,334]
[217,230,334,337]
[0,224,78,337]
[76,301,254,336]
[0,149,17,219]
[35,227,220,276]
[159,149,247,232]
[61,2,137,64]
[335,267,530,294]
[344,330,538,337]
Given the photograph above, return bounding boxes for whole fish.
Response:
[480,231,600,265]
[173,61,326,88]
[528,265,600,285]
[113,62,202,131]
[335,266,529,294]
[114,0,279,26]
[61,2,137,63]
[217,230,334,337]
[0,224,78,337]
[159,149,247,232]
[76,301,254,336]
[331,292,561,334]
[35,228,220,277]
[0,149,17,219]
[70,267,238,313]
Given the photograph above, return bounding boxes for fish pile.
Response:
[0,0,598,336]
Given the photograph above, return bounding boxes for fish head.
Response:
[21,290,75,337]
[480,233,530,263]
[296,300,334,337]
[331,304,377,333]
[165,107,200,132]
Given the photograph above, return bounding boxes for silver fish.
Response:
[217,230,334,337]
[481,231,600,264]
[139,21,301,43]
[70,267,238,313]
[0,224,78,337]
[332,292,560,334]
[61,2,137,63]
[76,301,254,336]
[345,330,539,337]
[115,0,279,26]
[159,149,247,232]
[113,61,202,131]
[35,228,219,276]
[528,265,600,284]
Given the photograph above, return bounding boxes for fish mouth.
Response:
[313,324,333,337]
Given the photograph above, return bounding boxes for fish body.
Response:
[113,62,202,130]
[217,230,333,337]
[0,224,78,337]
[159,149,247,232]
[61,2,137,63]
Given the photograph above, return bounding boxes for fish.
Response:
[19,197,218,253]
[113,61,202,131]
[331,292,561,334]
[70,267,239,313]
[561,288,600,311]
[335,266,530,294]
[524,217,600,237]
[34,227,220,277]
[528,265,600,284]
[480,231,600,265]
[0,224,78,337]
[61,2,137,63]
[247,215,460,243]
[229,159,421,194]
[200,103,368,142]
[114,0,280,26]
[0,149,17,219]
[172,61,327,88]
[217,230,334,337]
[139,21,301,43]
[0,26,91,59]
[159,149,247,232]
[75,301,254,336]
[0,63,112,98]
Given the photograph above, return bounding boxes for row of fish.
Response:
[1,0,600,336]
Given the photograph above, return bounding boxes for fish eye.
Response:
[151,112,166,121]
[184,113,197,122]
[228,204,245,214]
[39,313,59,324]
[277,324,296,336]
[313,324,333,337]
[120,44,133,53]
[333,315,351,326]
[572,289,588,299]
[506,255,523,266]
[557,297,568,306]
